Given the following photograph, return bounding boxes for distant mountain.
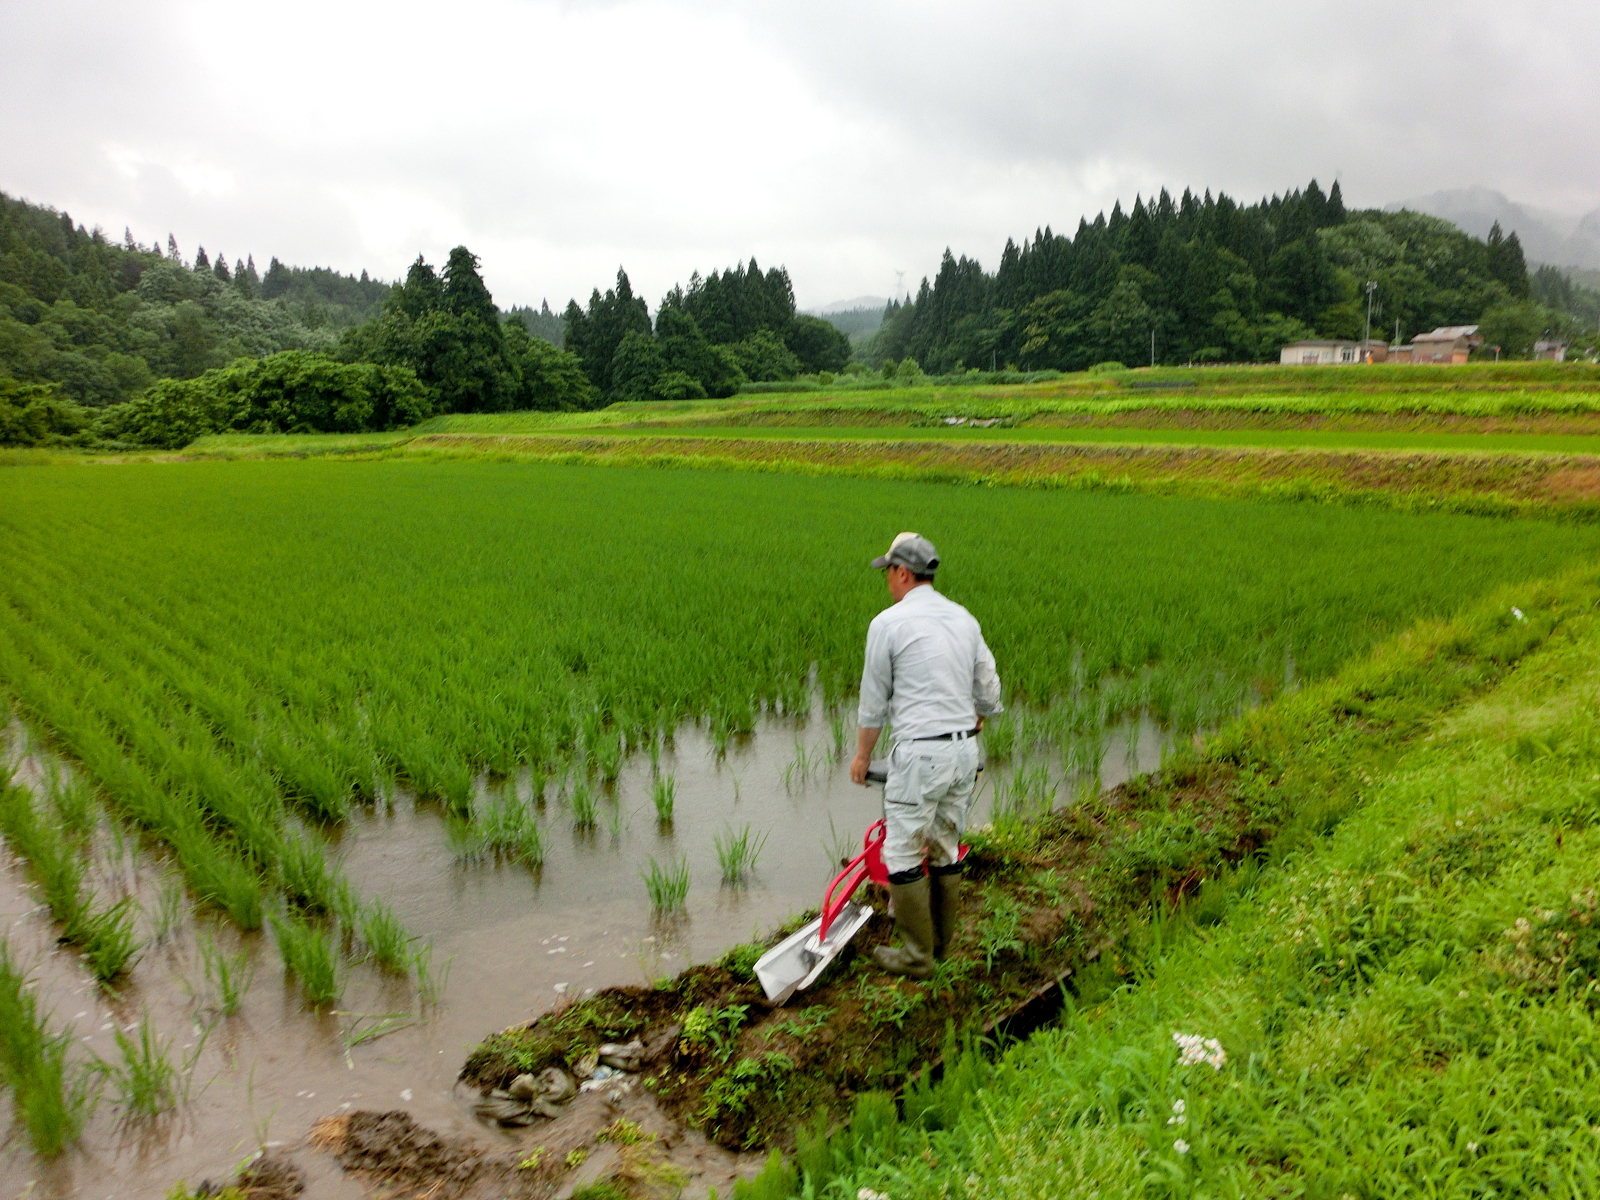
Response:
[1386,187,1600,270]
[810,295,888,315]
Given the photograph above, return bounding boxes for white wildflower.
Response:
[1172,1032,1227,1070]
[1512,607,1525,621]
[1173,1138,1190,1154]
[1167,1098,1187,1125]
[858,1190,891,1200]
[1467,1141,1479,1153]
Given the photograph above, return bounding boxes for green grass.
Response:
[780,588,1600,1197]
[652,773,676,824]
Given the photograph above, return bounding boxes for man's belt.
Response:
[912,727,982,742]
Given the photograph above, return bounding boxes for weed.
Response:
[597,1116,650,1144]
[766,1005,833,1041]
[714,824,769,885]
[854,977,925,1028]
[642,856,690,913]
[975,890,1026,969]
[679,1003,748,1060]
[517,1147,545,1170]
[565,1146,588,1169]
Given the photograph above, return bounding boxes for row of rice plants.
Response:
[0,768,140,983]
[3,462,1596,959]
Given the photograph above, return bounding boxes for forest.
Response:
[3,179,1598,448]
[859,180,1591,372]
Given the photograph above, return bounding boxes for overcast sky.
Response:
[4,0,1597,310]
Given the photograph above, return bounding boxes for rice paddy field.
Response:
[6,367,1600,1197]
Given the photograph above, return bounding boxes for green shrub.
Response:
[0,380,93,447]
[98,351,432,448]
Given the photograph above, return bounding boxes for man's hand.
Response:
[850,751,872,785]
[851,726,882,785]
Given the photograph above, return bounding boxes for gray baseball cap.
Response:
[870,531,940,573]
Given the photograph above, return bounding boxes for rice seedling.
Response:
[270,913,343,1008]
[823,813,854,870]
[714,824,769,886]
[45,770,97,841]
[147,876,188,943]
[642,856,690,913]
[652,773,677,824]
[603,797,628,839]
[79,897,142,983]
[570,781,598,831]
[0,937,96,1156]
[198,931,254,1016]
[992,761,1056,824]
[828,708,849,764]
[104,1012,185,1118]
[359,900,413,975]
[413,943,450,1007]
[452,790,546,866]
[781,739,814,791]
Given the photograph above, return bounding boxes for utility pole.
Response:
[1150,329,1156,367]
[1363,280,1377,352]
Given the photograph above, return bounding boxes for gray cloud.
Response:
[3,0,1595,310]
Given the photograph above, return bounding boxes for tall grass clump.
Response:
[0,938,95,1156]
[642,856,690,914]
[78,897,141,983]
[652,773,676,824]
[714,824,768,885]
[270,913,343,1007]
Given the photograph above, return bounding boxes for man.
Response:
[850,531,1003,979]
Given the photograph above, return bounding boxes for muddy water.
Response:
[0,707,1171,1199]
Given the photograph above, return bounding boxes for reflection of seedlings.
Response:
[199,931,254,1016]
[570,782,598,831]
[604,798,628,839]
[652,774,676,823]
[642,856,690,913]
[714,824,768,885]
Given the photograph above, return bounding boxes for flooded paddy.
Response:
[0,703,1170,1199]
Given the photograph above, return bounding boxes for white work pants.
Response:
[882,737,981,876]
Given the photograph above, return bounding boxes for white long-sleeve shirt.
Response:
[857,584,1003,740]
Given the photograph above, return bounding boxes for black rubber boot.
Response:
[873,877,935,980]
[929,866,963,959]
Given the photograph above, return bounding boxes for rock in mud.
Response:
[598,1038,645,1071]
[478,1067,579,1125]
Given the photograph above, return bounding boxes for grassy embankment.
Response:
[763,574,1600,1199]
[151,364,1600,520]
[463,567,1600,1198]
